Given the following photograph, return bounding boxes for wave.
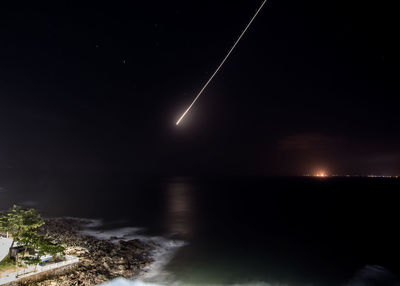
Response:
[80,226,144,241]
[139,238,186,283]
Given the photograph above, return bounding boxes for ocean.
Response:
[1,171,400,285]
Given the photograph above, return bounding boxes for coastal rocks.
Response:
[64,246,88,256]
[24,218,156,286]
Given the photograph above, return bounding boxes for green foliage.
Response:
[31,235,65,258]
[0,205,44,243]
[20,256,40,267]
[16,233,65,268]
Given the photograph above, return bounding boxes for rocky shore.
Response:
[19,218,157,286]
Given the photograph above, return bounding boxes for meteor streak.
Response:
[176,0,268,125]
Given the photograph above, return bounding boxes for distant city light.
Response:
[315,171,328,177]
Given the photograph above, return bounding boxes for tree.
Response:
[0,205,44,242]
[19,233,64,272]
[20,256,40,274]
[0,205,64,270]
[36,236,65,260]
[0,205,44,261]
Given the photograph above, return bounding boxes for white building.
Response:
[0,236,12,262]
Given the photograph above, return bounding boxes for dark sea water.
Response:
[1,170,400,285]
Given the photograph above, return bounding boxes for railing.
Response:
[38,255,79,272]
[0,255,79,285]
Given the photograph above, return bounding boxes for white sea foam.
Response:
[139,238,186,283]
[79,226,144,242]
[100,278,160,286]
[83,218,104,228]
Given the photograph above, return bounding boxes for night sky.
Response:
[0,0,399,176]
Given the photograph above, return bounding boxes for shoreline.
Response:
[28,217,157,285]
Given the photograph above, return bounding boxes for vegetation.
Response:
[0,205,44,246]
[0,205,64,269]
[28,234,65,259]
[0,256,16,272]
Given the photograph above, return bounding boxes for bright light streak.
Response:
[176,0,268,125]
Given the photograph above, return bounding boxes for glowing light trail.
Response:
[176,0,268,125]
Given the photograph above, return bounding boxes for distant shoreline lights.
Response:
[303,173,399,178]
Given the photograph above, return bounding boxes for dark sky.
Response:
[0,0,399,176]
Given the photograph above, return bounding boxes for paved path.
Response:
[0,238,12,262]
[0,255,79,285]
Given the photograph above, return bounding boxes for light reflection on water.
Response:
[166,178,194,239]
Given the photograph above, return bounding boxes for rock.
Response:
[64,246,89,256]
[103,262,110,270]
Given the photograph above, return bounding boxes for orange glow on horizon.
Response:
[314,171,328,177]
